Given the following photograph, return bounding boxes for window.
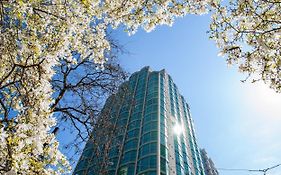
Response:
[160,123,167,133]
[128,120,141,130]
[160,144,168,158]
[146,92,158,100]
[124,139,138,151]
[133,104,143,112]
[160,157,168,173]
[109,146,119,158]
[160,133,167,145]
[146,98,158,106]
[139,142,157,157]
[138,156,157,172]
[127,128,139,138]
[141,131,157,144]
[131,112,142,119]
[121,150,137,164]
[143,112,157,123]
[144,104,158,114]
[142,121,158,132]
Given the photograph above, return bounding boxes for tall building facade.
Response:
[74,67,205,175]
[200,149,219,175]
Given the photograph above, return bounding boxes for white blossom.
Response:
[209,0,281,92]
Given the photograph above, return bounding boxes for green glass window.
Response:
[146,98,158,106]
[137,156,157,172]
[127,128,139,138]
[160,144,168,158]
[135,93,145,100]
[134,104,143,111]
[146,92,158,100]
[142,121,158,132]
[131,115,142,122]
[144,104,158,114]
[109,146,119,157]
[141,131,157,144]
[160,157,168,173]
[160,133,166,145]
[139,142,157,157]
[118,118,128,126]
[143,112,158,123]
[124,139,138,150]
[121,150,137,164]
[128,120,141,130]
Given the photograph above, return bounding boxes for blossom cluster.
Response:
[209,0,281,92]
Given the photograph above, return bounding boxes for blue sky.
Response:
[114,14,281,175]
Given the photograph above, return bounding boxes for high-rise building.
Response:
[200,149,219,175]
[74,67,206,175]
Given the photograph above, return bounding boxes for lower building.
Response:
[200,149,219,175]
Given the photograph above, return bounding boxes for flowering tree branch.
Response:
[209,0,281,92]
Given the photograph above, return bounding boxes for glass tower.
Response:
[74,67,205,175]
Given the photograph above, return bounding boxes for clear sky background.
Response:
[113,14,281,175]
